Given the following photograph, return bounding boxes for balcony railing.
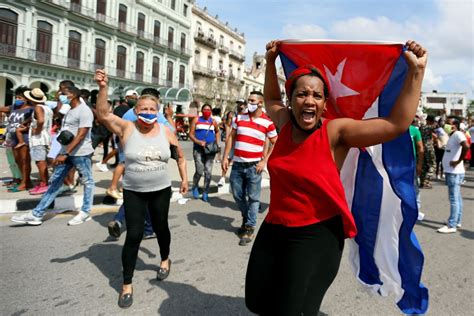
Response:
[229,49,245,62]
[192,64,216,78]
[1,44,192,87]
[194,32,217,48]
[218,45,229,54]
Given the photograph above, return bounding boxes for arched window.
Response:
[207,55,212,69]
[68,30,82,68]
[180,33,186,53]
[118,4,127,31]
[135,51,144,81]
[0,8,18,55]
[95,39,106,67]
[116,45,126,77]
[137,13,145,37]
[166,61,174,86]
[168,27,174,48]
[36,21,52,63]
[179,65,185,87]
[154,20,161,42]
[152,57,160,84]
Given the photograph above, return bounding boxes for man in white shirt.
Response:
[437,119,469,234]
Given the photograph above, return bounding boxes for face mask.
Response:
[127,99,137,107]
[59,95,70,105]
[137,113,157,125]
[13,99,25,109]
[202,110,212,119]
[247,103,259,113]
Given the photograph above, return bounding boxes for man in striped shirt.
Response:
[222,91,278,246]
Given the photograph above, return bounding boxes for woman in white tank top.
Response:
[94,70,188,309]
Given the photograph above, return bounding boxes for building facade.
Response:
[191,5,245,112]
[0,0,194,106]
[419,91,468,117]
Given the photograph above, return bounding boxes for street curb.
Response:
[0,180,269,214]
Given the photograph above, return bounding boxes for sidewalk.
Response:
[0,143,270,214]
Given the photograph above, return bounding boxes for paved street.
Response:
[0,160,473,315]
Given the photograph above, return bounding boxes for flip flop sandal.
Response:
[8,186,26,192]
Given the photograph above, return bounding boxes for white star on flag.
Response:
[324,59,360,116]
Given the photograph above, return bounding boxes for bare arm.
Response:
[221,128,237,173]
[214,120,221,144]
[165,126,188,194]
[264,40,290,129]
[0,106,10,113]
[415,140,424,176]
[94,69,129,138]
[450,140,469,167]
[32,105,45,135]
[256,136,278,173]
[330,40,428,149]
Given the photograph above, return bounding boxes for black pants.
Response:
[92,134,110,161]
[122,186,172,284]
[245,216,344,316]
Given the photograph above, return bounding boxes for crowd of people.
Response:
[1,39,472,313]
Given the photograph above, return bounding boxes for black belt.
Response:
[234,161,259,167]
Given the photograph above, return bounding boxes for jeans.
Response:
[33,155,95,218]
[115,203,154,236]
[192,147,214,193]
[229,162,262,227]
[446,173,464,228]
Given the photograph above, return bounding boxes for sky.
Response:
[196,0,473,99]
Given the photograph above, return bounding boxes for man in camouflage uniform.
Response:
[419,114,437,188]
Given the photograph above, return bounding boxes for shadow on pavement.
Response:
[150,280,250,315]
[187,211,236,233]
[92,212,117,228]
[416,218,474,240]
[50,243,159,294]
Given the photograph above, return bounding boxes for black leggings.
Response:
[122,186,172,284]
[245,216,344,316]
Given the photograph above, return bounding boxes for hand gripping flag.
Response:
[279,40,428,315]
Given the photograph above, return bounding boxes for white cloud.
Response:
[422,67,443,91]
[281,24,327,39]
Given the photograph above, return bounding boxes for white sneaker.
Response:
[417,212,425,221]
[445,221,462,228]
[217,177,225,187]
[68,211,91,226]
[95,162,108,172]
[437,225,457,234]
[11,212,43,226]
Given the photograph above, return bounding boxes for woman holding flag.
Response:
[245,40,427,315]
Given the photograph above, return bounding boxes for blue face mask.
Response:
[137,113,158,125]
[59,95,70,105]
[13,99,25,109]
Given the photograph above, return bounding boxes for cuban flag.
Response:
[279,40,428,315]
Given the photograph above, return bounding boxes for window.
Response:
[135,51,144,81]
[137,13,145,37]
[179,65,185,87]
[229,63,234,78]
[196,21,202,33]
[229,40,233,50]
[218,59,223,70]
[0,8,18,55]
[116,45,126,77]
[168,27,174,48]
[219,35,224,46]
[166,61,173,86]
[68,30,82,68]
[209,28,214,39]
[70,0,81,12]
[118,4,127,31]
[207,55,212,69]
[36,21,52,63]
[95,39,106,68]
[183,4,188,17]
[171,0,176,10]
[96,0,106,21]
[180,33,186,53]
[194,50,200,66]
[154,20,161,42]
[152,57,160,84]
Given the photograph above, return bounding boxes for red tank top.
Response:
[266,120,357,238]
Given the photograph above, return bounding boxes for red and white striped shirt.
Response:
[232,113,277,162]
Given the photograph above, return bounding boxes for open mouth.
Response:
[301,109,316,123]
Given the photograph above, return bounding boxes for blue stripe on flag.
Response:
[379,54,429,314]
[279,53,297,78]
[352,149,383,286]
